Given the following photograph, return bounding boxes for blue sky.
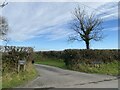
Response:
[1,1,118,51]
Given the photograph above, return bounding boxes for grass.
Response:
[36,58,119,76]
[77,61,119,76]
[35,58,66,69]
[2,63,38,88]
[0,76,2,90]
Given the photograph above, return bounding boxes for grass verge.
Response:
[2,63,38,88]
[35,58,66,69]
[36,59,119,76]
[77,61,119,76]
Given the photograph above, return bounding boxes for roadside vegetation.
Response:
[2,63,38,88]
[2,46,38,89]
[34,50,119,76]
[35,58,119,76]
[76,61,119,76]
[36,58,66,69]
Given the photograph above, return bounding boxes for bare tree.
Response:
[69,6,104,49]
[0,0,8,8]
[0,16,9,44]
[0,1,9,46]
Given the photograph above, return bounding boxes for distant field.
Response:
[35,58,66,69]
[35,59,119,76]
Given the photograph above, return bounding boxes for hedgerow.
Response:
[2,46,34,73]
[35,49,119,69]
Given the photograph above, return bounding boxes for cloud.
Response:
[103,27,118,31]
[96,2,118,20]
[2,2,75,41]
[2,2,118,42]
[45,30,70,40]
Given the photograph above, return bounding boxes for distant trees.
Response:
[69,6,104,49]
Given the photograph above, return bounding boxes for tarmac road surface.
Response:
[19,64,119,88]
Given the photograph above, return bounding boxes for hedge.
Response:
[63,49,119,68]
[35,51,63,59]
[35,49,119,68]
[1,46,34,73]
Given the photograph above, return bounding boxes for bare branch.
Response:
[0,0,8,8]
[0,16,9,45]
[69,6,104,49]
[68,35,83,43]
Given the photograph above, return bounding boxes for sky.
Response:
[0,0,118,51]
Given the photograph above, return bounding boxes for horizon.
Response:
[0,45,118,52]
[1,1,118,51]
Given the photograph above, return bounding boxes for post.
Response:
[18,64,20,73]
[18,59,26,72]
[23,64,26,71]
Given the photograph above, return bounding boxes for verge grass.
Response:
[36,58,119,76]
[35,58,66,69]
[77,61,119,76]
[2,63,38,88]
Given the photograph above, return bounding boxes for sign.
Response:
[18,60,26,72]
[18,60,26,65]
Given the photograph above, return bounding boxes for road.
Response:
[20,64,119,88]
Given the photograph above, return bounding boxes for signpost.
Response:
[18,60,26,72]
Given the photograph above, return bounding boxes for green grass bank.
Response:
[35,58,119,76]
[2,63,38,88]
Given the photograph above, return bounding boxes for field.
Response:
[36,58,66,69]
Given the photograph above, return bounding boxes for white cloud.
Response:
[2,2,118,42]
[45,29,73,41]
[103,27,118,31]
[96,2,118,20]
[2,2,74,41]
[101,13,117,20]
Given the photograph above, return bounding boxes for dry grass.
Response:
[2,63,38,88]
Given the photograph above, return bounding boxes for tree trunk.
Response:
[85,41,90,49]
